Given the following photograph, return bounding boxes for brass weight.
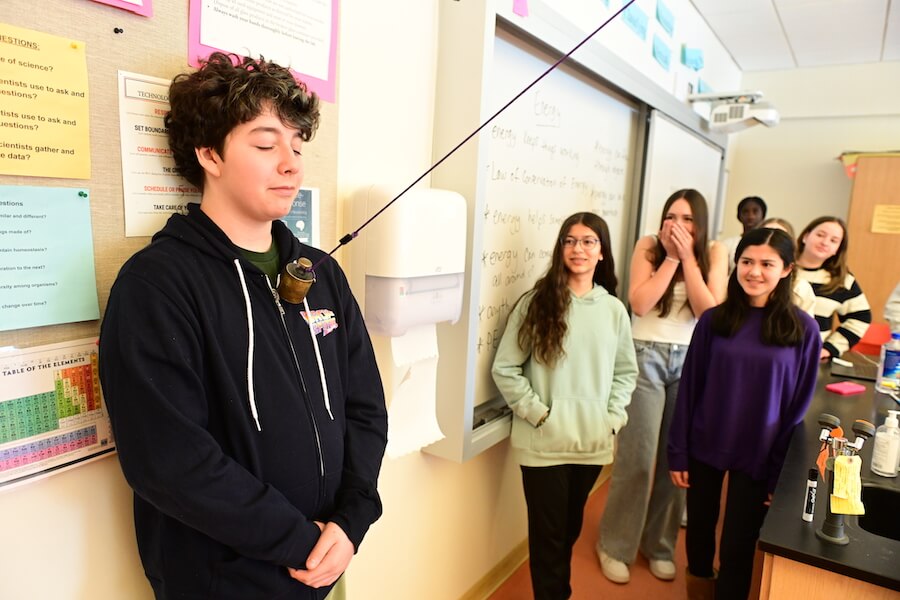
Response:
[277,257,316,304]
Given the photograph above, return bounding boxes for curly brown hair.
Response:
[165,52,320,190]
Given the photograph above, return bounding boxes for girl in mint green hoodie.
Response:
[492,212,638,600]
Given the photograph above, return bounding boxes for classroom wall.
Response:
[0,1,339,598]
[0,2,739,599]
[337,1,737,599]
[334,3,529,599]
[722,62,900,240]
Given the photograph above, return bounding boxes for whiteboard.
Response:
[472,29,639,408]
[639,111,724,237]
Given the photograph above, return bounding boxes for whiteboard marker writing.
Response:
[802,468,817,522]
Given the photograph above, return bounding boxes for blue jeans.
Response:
[598,339,687,563]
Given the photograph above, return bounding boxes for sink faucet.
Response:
[814,413,876,545]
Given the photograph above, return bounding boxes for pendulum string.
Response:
[312,0,636,271]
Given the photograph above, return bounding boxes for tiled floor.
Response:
[486,473,752,600]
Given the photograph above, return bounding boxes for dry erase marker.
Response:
[802,468,817,522]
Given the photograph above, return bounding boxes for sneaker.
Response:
[649,559,677,581]
[597,547,630,584]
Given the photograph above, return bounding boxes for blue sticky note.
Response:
[682,46,705,71]
[697,79,713,94]
[656,1,675,36]
[601,0,610,7]
[652,34,671,71]
[0,185,100,331]
[622,2,649,40]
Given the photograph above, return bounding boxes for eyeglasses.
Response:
[560,236,600,250]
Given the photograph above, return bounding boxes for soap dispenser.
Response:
[870,410,900,477]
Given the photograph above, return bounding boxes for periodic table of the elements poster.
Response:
[0,338,114,489]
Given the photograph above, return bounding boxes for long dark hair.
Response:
[518,212,617,366]
[648,189,711,317]
[797,216,849,295]
[711,228,804,346]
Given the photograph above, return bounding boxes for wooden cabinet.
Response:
[759,553,900,599]
[845,155,900,324]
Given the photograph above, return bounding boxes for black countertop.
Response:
[758,355,900,591]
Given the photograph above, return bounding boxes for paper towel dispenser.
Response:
[349,185,467,337]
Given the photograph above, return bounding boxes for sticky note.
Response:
[831,455,865,515]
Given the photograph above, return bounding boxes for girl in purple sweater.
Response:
[668,228,821,600]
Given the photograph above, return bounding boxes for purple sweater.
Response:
[667,307,822,493]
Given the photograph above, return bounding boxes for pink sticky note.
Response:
[513,0,529,17]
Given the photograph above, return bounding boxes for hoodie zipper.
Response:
[268,280,327,510]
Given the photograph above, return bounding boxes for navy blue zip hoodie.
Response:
[99,203,387,599]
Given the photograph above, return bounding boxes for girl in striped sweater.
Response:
[796,216,871,359]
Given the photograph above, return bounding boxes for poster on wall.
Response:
[278,187,320,248]
[0,338,115,490]
[117,71,200,237]
[0,24,91,179]
[0,185,100,332]
[89,0,153,17]
[187,0,339,102]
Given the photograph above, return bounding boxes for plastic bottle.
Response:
[875,332,900,394]
[870,410,900,478]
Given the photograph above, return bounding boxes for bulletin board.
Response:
[0,0,339,482]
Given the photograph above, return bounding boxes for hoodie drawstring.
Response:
[234,259,262,432]
[303,296,334,420]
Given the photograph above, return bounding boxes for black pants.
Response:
[685,458,768,600]
[521,464,602,600]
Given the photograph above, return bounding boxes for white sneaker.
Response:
[649,559,677,581]
[597,547,630,584]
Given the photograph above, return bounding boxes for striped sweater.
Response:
[796,267,871,357]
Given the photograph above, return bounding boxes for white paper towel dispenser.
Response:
[349,185,467,337]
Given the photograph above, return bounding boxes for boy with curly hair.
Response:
[100,53,387,599]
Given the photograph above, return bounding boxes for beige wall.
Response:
[0,2,811,599]
[334,3,528,599]
[722,63,900,240]
[334,1,737,598]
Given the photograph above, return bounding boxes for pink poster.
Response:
[90,0,153,18]
[187,0,338,103]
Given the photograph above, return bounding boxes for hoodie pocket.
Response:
[530,395,613,455]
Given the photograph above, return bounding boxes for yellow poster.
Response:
[0,24,90,179]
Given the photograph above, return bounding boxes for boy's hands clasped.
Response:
[288,521,354,588]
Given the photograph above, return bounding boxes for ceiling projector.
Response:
[688,91,780,134]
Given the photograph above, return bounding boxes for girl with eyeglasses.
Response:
[492,212,638,600]
[668,227,821,600]
[597,189,727,585]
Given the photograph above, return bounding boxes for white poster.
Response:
[117,71,200,237]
